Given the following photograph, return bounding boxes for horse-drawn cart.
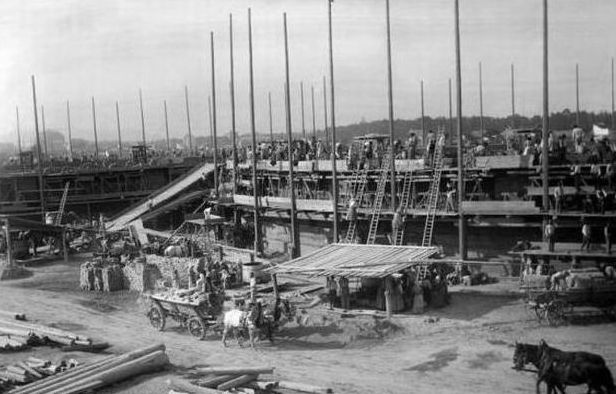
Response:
[525,279,616,326]
[147,289,224,340]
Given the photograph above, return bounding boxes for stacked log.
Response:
[0,318,96,350]
[80,258,127,292]
[0,356,78,389]
[171,366,334,394]
[145,254,199,288]
[11,343,169,394]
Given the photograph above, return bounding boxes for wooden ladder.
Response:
[54,182,70,226]
[366,147,392,245]
[344,167,369,243]
[393,170,413,245]
[421,138,445,247]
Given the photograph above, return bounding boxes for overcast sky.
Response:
[1,0,615,147]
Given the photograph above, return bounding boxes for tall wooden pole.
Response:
[575,63,580,126]
[248,8,262,256]
[323,76,329,145]
[385,0,396,210]
[612,58,616,130]
[229,13,238,196]
[284,12,300,258]
[328,0,339,242]
[208,96,213,147]
[300,82,306,140]
[210,32,219,198]
[448,78,453,142]
[41,106,48,158]
[184,86,193,153]
[163,100,170,152]
[420,80,425,143]
[91,97,99,158]
[31,76,45,220]
[541,0,550,213]
[115,101,123,157]
[511,64,516,128]
[15,107,22,157]
[268,92,274,143]
[311,85,317,140]
[66,101,73,160]
[4,220,12,268]
[139,89,146,147]
[479,62,484,139]
[454,0,466,260]
[31,76,43,170]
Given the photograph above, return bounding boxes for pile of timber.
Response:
[10,344,169,394]
[0,356,78,390]
[168,366,333,394]
[80,258,125,292]
[122,258,161,292]
[0,317,107,352]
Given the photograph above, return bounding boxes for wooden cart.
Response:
[526,280,616,326]
[147,290,224,340]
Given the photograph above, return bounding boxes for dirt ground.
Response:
[1,255,615,394]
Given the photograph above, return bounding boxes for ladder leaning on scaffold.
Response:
[366,146,393,245]
[418,134,445,278]
[392,169,413,246]
[54,181,70,226]
[344,165,369,244]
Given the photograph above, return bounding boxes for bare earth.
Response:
[1,256,615,394]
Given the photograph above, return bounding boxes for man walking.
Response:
[544,219,556,252]
[581,221,592,251]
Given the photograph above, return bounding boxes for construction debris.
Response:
[0,356,78,391]
[175,365,333,394]
[10,343,169,394]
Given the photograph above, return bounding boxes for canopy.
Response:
[270,243,439,278]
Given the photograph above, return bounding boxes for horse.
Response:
[513,342,566,394]
[513,340,614,394]
[537,340,615,394]
[163,244,187,257]
[221,309,256,349]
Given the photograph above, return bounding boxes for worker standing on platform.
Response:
[554,182,564,214]
[604,222,612,254]
[392,207,402,238]
[581,220,592,251]
[544,220,556,252]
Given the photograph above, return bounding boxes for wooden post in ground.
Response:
[541,0,549,215]
[385,0,396,210]
[210,31,219,198]
[300,82,306,140]
[384,277,392,318]
[91,97,99,158]
[229,13,238,197]
[4,220,12,268]
[115,101,123,158]
[139,88,147,147]
[479,62,484,140]
[66,101,74,160]
[511,64,516,128]
[575,63,580,126]
[322,76,329,146]
[15,107,22,158]
[328,0,339,242]
[62,230,68,263]
[268,92,274,143]
[283,12,300,258]
[163,100,170,153]
[248,8,262,257]
[184,86,193,153]
[454,0,467,260]
[311,85,317,141]
[41,106,48,158]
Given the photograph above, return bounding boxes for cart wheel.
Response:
[546,300,567,326]
[148,306,166,331]
[187,317,207,340]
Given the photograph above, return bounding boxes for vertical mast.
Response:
[115,101,123,157]
[454,0,466,260]
[420,80,425,142]
[448,78,453,142]
[284,12,300,258]
[511,64,516,128]
[16,107,22,157]
[575,63,580,126]
[31,76,43,170]
[612,57,615,131]
[323,76,329,145]
[208,96,213,147]
[301,82,306,140]
[229,13,238,196]
[184,86,193,153]
[311,85,317,140]
[268,92,274,143]
[479,61,484,139]
[139,88,146,147]
[41,106,48,158]
[91,97,99,158]
[248,8,261,256]
[541,0,550,213]
[385,0,396,210]
[328,0,339,242]
[163,100,170,152]
[66,101,73,160]
[210,31,219,198]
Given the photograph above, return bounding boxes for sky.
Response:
[1,0,616,148]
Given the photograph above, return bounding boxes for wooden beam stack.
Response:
[168,366,333,394]
[0,356,78,390]
[10,343,168,394]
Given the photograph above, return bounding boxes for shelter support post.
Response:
[384,277,392,318]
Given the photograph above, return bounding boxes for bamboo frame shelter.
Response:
[270,243,438,278]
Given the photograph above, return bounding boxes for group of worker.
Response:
[543,219,612,253]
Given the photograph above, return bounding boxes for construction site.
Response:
[1,0,616,393]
